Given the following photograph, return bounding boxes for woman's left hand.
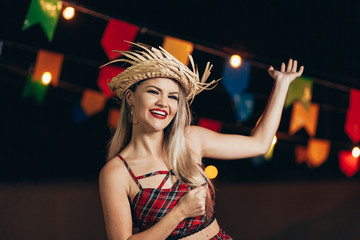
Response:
[268,59,304,85]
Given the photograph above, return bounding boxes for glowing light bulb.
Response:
[272,135,277,145]
[205,165,218,179]
[230,55,241,68]
[63,7,75,20]
[352,147,360,158]
[42,72,52,85]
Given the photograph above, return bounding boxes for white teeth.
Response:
[150,110,166,116]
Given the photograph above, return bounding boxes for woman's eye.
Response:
[148,90,159,95]
[169,95,178,101]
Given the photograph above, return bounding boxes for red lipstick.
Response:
[149,109,168,119]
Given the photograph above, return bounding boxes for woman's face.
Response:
[126,78,180,132]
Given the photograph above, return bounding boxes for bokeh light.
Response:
[230,55,241,68]
[41,72,52,85]
[63,7,75,20]
[353,147,360,158]
[205,165,218,179]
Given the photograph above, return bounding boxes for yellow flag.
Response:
[163,36,193,66]
[289,102,319,137]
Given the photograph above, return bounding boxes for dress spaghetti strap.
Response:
[157,170,173,189]
[118,155,142,189]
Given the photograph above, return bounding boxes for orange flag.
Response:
[289,102,319,137]
[295,145,308,164]
[306,138,331,168]
[162,36,193,66]
[33,49,64,87]
[108,108,120,129]
[80,89,107,116]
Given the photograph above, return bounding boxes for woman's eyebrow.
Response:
[146,85,179,95]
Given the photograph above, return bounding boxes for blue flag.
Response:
[222,58,251,96]
[233,93,254,122]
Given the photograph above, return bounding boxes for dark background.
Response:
[1,0,360,183]
[2,1,360,240]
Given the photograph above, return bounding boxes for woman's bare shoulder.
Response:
[99,156,129,188]
[184,125,210,145]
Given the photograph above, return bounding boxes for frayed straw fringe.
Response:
[101,41,221,103]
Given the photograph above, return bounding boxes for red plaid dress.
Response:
[119,155,232,240]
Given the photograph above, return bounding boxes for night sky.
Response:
[1,0,360,183]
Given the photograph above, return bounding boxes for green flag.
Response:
[285,76,313,110]
[22,0,62,41]
[23,75,48,104]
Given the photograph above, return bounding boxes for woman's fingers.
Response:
[292,60,298,72]
[286,59,293,72]
[280,62,286,72]
[269,60,303,80]
[297,65,304,76]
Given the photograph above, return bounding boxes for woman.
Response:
[99,42,304,240]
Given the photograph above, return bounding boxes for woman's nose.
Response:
[156,94,168,107]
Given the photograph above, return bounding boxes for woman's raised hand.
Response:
[268,59,304,85]
[175,186,207,219]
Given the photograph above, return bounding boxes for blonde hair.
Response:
[107,80,215,217]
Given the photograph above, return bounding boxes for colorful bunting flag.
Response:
[98,65,125,98]
[295,145,308,164]
[339,150,359,178]
[232,93,254,122]
[306,138,331,168]
[289,102,319,137]
[284,76,313,109]
[222,59,251,96]
[22,75,48,104]
[349,89,360,110]
[108,108,120,129]
[162,36,193,66]
[80,89,107,117]
[344,89,360,144]
[344,108,360,144]
[73,101,88,123]
[101,19,139,60]
[198,118,222,132]
[22,0,62,41]
[33,49,64,87]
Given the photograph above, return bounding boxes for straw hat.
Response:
[101,42,220,103]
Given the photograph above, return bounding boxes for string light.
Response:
[205,165,218,179]
[230,55,241,68]
[41,72,52,85]
[63,7,75,20]
[353,147,360,158]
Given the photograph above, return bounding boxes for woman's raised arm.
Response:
[186,59,304,160]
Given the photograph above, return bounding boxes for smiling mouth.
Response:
[149,109,168,119]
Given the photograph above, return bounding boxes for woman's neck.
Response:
[127,126,166,158]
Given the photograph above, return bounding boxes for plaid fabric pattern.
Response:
[119,155,215,239]
[209,229,233,240]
